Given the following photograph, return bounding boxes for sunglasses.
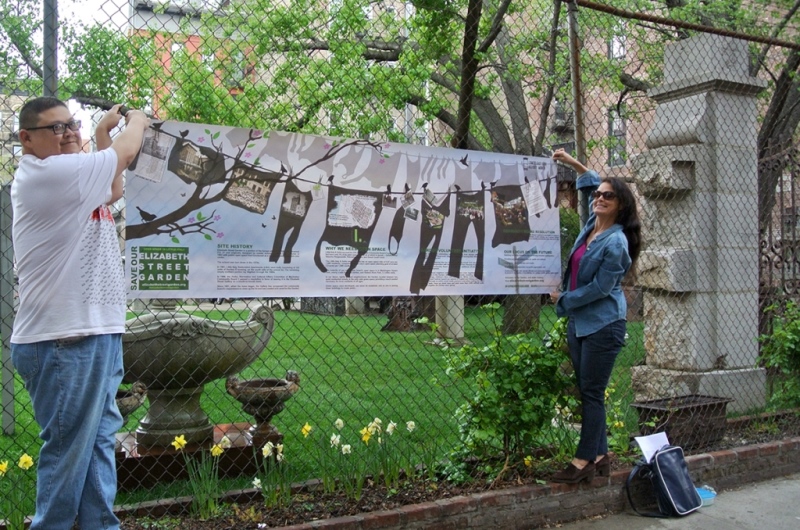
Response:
[25,120,82,135]
[592,190,617,201]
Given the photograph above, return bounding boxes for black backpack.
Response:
[625,445,703,517]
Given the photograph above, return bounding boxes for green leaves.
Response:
[443,307,573,464]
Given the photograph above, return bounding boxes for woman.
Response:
[549,148,642,484]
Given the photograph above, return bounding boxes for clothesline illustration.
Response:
[124,122,554,245]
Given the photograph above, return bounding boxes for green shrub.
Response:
[443,304,573,463]
[758,300,800,409]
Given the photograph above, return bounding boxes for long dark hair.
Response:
[604,177,642,269]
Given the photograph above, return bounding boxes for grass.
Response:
[0,301,650,508]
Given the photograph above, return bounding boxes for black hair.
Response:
[18,96,68,130]
[603,177,642,269]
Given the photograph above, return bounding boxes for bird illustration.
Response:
[459,154,469,166]
[180,192,186,197]
[136,206,157,222]
[280,162,287,174]
[261,223,267,228]
[271,215,277,220]
[179,129,189,138]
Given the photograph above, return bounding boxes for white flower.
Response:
[252,478,262,489]
[276,452,284,463]
[387,421,397,435]
[276,443,284,455]
[342,444,352,455]
[334,418,344,430]
[406,421,416,432]
[330,433,341,447]
[219,436,232,449]
[262,441,274,457]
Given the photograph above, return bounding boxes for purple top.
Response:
[569,241,587,291]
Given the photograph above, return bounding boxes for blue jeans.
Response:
[567,319,626,462]
[11,334,124,530]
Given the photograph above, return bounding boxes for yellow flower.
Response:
[0,461,8,476]
[334,418,344,430]
[301,422,313,438]
[171,435,187,451]
[210,444,224,457]
[18,454,34,471]
[360,426,372,445]
[613,421,625,429]
[262,441,274,457]
[523,455,533,468]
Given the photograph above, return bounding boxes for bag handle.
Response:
[625,463,667,518]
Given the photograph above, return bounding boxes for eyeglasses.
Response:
[25,120,82,135]
[592,190,617,201]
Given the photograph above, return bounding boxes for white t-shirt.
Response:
[10,150,126,344]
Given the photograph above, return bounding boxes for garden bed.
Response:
[114,411,800,530]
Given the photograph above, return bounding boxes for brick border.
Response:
[108,437,800,530]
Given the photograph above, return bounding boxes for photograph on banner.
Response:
[125,120,562,298]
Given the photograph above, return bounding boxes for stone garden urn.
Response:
[123,304,274,448]
[226,370,300,448]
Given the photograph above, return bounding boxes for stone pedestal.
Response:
[631,34,767,413]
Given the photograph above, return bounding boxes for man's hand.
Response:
[96,104,126,151]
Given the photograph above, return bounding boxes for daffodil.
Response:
[330,433,341,447]
[342,444,352,455]
[334,418,344,430]
[406,421,416,432]
[171,434,187,451]
[219,436,232,449]
[0,461,8,476]
[210,444,224,457]
[613,421,625,429]
[262,441,275,458]
[301,422,313,438]
[252,478,262,489]
[18,454,34,471]
[366,417,383,435]
[360,426,372,445]
[276,444,285,463]
[386,421,397,435]
[524,455,533,468]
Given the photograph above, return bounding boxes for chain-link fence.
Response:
[1,0,800,526]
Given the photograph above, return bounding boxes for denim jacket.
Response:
[556,170,631,337]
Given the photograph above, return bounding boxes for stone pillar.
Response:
[345,297,366,315]
[631,34,767,413]
[435,295,465,342]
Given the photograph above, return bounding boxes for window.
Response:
[608,35,626,60]
[608,107,627,167]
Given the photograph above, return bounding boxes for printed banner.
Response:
[125,121,562,298]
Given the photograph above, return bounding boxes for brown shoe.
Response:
[594,454,611,477]
[551,461,596,484]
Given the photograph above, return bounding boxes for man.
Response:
[10,96,149,529]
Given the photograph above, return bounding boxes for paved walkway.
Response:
[557,473,800,529]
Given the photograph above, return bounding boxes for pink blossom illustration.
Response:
[189,217,195,223]
[216,232,224,238]
[379,159,385,164]
[214,215,222,221]
[244,152,252,158]
[323,143,331,149]
[197,137,205,143]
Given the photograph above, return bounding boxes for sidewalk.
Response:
[557,472,800,529]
